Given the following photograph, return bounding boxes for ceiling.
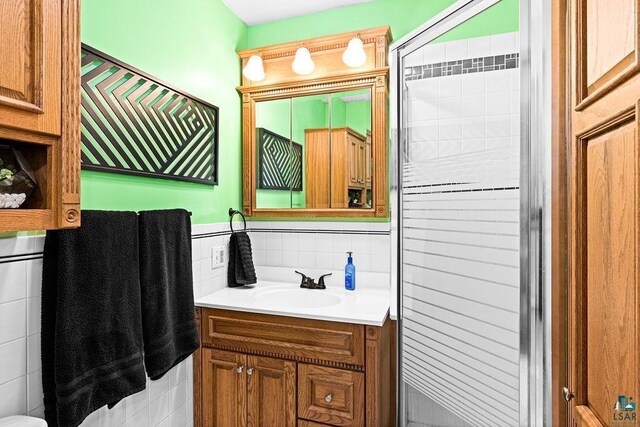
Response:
[222,0,376,26]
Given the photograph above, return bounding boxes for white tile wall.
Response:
[0,220,392,425]
[0,234,199,427]
[191,222,233,300]
[248,221,391,289]
[407,32,520,188]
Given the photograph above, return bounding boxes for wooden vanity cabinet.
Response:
[194,307,395,427]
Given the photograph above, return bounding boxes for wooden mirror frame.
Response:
[237,27,391,218]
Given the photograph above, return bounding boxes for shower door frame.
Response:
[389,0,553,425]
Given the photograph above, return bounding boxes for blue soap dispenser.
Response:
[345,251,356,291]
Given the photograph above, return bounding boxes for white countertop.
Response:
[195,281,390,326]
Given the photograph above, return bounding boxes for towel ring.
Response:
[229,208,247,234]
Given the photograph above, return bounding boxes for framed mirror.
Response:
[237,27,390,217]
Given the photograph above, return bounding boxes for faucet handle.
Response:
[295,270,314,288]
[317,273,332,288]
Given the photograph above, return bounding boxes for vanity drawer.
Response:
[298,364,365,427]
[201,308,365,366]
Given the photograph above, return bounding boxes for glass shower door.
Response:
[396,2,521,426]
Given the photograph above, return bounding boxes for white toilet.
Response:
[0,417,46,427]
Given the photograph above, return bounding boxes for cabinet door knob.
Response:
[325,394,333,403]
[236,366,243,374]
[247,368,254,376]
[562,387,574,402]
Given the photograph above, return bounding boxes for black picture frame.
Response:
[80,44,220,185]
[256,128,303,191]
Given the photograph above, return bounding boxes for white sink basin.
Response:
[254,288,342,308]
[195,280,391,326]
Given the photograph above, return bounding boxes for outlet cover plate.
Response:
[211,246,225,269]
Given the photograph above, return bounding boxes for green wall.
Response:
[77,0,518,225]
[246,0,518,46]
[80,0,247,224]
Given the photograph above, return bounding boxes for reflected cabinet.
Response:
[237,27,391,218]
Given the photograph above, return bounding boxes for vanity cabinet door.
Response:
[202,348,247,427]
[246,355,296,427]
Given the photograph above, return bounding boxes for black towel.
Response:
[41,211,146,427]
[138,209,199,380]
[227,231,257,287]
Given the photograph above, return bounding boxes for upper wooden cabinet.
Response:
[237,27,391,218]
[0,0,80,232]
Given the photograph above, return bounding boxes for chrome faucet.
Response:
[295,271,332,289]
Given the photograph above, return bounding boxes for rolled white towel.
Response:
[0,193,26,208]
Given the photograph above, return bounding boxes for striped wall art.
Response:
[80,44,219,185]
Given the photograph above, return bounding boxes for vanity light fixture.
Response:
[342,35,367,67]
[242,54,265,81]
[292,47,315,75]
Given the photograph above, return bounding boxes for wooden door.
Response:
[0,0,62,135]
[202,348,247,427]
[246,355,296,427]
[566,0,640,426]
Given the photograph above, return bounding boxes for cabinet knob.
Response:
[247,368,254,376]
[325,394,333,403]
[562,387,574,402]
[236,366,243,374]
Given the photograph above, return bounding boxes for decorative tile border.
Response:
[247,227,390,236]
[405,52,519,80]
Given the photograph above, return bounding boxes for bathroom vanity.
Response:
[193,282,395,427]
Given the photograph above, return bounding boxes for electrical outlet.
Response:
[211,246,225,269]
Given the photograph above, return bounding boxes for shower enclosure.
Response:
[391,0,550,425]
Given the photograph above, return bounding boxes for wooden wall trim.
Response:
[552,0,569,426]
[59,0,81,228]
[365,320,396,427]
[237,26,390,61]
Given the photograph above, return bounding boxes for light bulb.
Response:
[242,55,265,81]
[343,36,367,68]
[292,47,315,75]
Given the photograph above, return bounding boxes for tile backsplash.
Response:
[248,221,391,289]
[0,220,391,425]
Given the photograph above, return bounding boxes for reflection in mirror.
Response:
[293,94,330,209]
[324,89,372,208]
[255,98,293,209]
[254,89,372,211]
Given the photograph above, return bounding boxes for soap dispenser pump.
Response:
[345,251,356,291]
